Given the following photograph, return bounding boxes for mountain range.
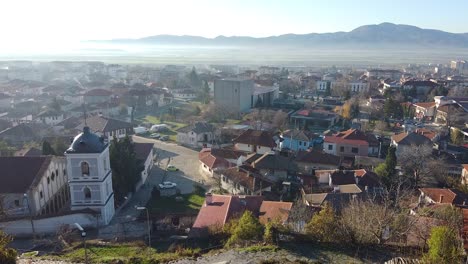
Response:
[95,23,468,48]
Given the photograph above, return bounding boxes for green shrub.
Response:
[422,226,463,264]
[226,211,263,247]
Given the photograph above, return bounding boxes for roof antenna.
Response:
[83,103,87,126]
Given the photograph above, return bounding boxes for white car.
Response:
[159,181,177,189]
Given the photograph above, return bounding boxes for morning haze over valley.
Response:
[0,1,468,263]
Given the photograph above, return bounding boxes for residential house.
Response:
[15,147,42,157]
[190,194,292,237]
[419,188,468,206]
[0,123,38,146]
[402,80,438,96]
[0,156,69,217]
[349,80,369,93]
[244,152,296,180]
[280,129,322,152]
[83,89,112,104]
[290,108,338,132]
[414,128,441,142]
[198,148,243,177]
[323,129,379,157]
[75,115,134,140]
[413,102,436,121]
[36,109,65,126]
[435,103,467,126]
[303,183,362,209]
[258,201,293,224]
[367,95,386,107]
[172,89,197,100]
[134,143,154,191]
[391,132,432,156]
[217,165,273,195]
[295,149,341,175]
[233,129,277,154]
[314,169,380,191]
[176,122,215,148]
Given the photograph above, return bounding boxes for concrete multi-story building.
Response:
[214,78,254,113]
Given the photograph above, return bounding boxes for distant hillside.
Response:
[95,23,468,48]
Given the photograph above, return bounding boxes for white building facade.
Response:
[65,127,115,225]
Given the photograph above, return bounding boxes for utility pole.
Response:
[23,193,35,239]
[136,207,151,247]
[74,223,88,264]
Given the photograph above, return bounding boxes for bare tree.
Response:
[272,110,289,132]
[398,144,436,187]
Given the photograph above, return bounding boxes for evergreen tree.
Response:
[375,146,397,188]
[189,67,201,88]
[422,226,463,264]
[42,140,56,155]
[226,211,263,247]
[109,136,144,203]
[305,203,337,242]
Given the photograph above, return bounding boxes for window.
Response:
[51,173,55,181]
[63,169,67,176]
[55,169,58,176]
[103,158,107,171]
[340,146,344,152]
[81,162,90,176]
[47,177,50,184]
[351,147,359,153]
[328,144,333,150]
[14,200,20,207]
[83,187,91,199]
[40,191,43,198]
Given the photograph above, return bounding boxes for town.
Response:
[0,58,465,263]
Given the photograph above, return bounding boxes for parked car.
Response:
[167,165,179,171]
[160,135,169,141]
[150,133,160,139]
[158,181,177,189]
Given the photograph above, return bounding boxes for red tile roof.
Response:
[324,129,369,146]
[192,195,232,230]
[414,102,436,108]
[259,201,293,224]
[191,195,264,236]
[199,149,231,170]
[420,188,468,205]
[463,164,468,171]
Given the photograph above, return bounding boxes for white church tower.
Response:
[65,126,115,225]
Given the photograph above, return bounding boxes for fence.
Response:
[0,212,98,237]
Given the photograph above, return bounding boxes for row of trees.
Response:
[306,202,463,263]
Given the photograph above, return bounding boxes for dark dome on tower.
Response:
[66,127,107,154]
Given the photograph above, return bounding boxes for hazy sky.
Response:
[1,0,467,51]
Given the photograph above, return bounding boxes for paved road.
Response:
[110,136,214,224]
[133,135,215,188]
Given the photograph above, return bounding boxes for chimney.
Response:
[439,195,444,203]
[333,186,340,193]
[239,195,247,206]
[205,192,213,206]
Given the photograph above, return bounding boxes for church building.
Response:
[65,126,115,225]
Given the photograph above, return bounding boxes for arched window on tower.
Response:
[83,187,91,199]
[81,162,90,176]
